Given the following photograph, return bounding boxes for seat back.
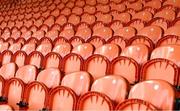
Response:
[15,65,37,84]
[1,50,13,65]
[129,80,175,110]
[86,36,106,48]
[0,62,16,79]
[61,71,91,96]
[94,43,120,61]
[121,44,149,64]
[12,51,27,67]
[9,43,22,53]
[36,43,52,56]
[72,43,94,59]
[37,68,61,88]
[84,54,110,80]
[91,75,129,104]
[52,43,72,57]
[21,43,36,55]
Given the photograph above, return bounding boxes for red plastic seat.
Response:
[110,56,139,84]
[72,43,94,59]
[60,23,75,40]
[132,11,153,22]
[145,0,161,9]
[151,45,180,66]
[69,36,85,47]
[21,81,48,110]
[55,14,67,26]
[61,71,91,96]
[50,24,61,32]
[26,51,44,69]
[0,62,16,79]
[37,68,61,88]
[44,15,55,28]
[68,14,80,25]
[86,36,106,49]
[96,4,110,13]
[128,35,154,51]
[83,5,96,14]
[6,38,15,45]
[32,30,45,40]
[45,30,59,41]
[115,26,136,40]
[127,19,145,31]
[12,51,27,67]
[61,53,84,74]
[107,36,127,49]
[109,20,124,34]
[3,78,25,110]
[121,44,149,64]
[95,12,112,24]
[154,9,176,21]
[138,26,163,43]
[110,2,126,12]
[93,26,113,40]
[8,43,22,53]
[53,37,69,46]
[48,86,77,110]
[0,42,9,53]
[21,43,36,55]
[165,25,180,37]
[15,65,37,84]
[91,75,129,104]
[43,52,62,69]
[94,43,120,61]
[81,13,96,25]
[141,58,179,87]
[1,50,13,65]
[116,99,158,110]
[156,35,180,47]
[128,80,175,110]
[52,43,72,57]
[72,6,83,15]
[84,54,110,80]
[127,1,143,11]
[36,43,52,56]
[75,23,92,40]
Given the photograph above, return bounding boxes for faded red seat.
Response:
[15,65,37,84]
[0,62,16,80]
[72,43,94,59]
[86,36,106,49]
[52,43,72,57]
[128,80,175,110]
[37,68,61,88]
[156,35,180,47]
[12,51,27,67]
[94,43,121,61]
[21,43,36,55]
[61,71,91,96]
[121,44,149,64]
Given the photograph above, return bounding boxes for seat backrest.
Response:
[156,35,180,47]
[86,36,106,48]
[72,43,94,59]
[0,42,9,53]
[165,25,180,37]
[21,43,36,55]
[94,43,120,61]
[93,26,113,40]
[61,71,91,96]
[84,54,110,80]
[75,23,92,40]
[154,9,175,21]
[23,82,48,110]
[12,51,27,67]
[15,65,37,84]
[37,68,61,88]
[36,43,52,56]
[1,50,13,65]
[129,80,175,110]
[0,62,16,79]
[48,86,77,110]
[69,36,85,47]
[151,45,180,66]
[26,51,44,69]
[115,26,136,39]
[60,23,75,39]
[121,44,149,64]
[52,43,72,57]
[138,26,163,43]
[5,78,25,110]
[61,53,84,74]
[43,52,62,69]
[110,56,139,84]
[132,11,153,22]
[116,99,158,110]
[91,75,129,104]
[141,58,179,86]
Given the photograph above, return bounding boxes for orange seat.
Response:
[48,86,77,110]
[72,43,94,59]
[21,43,36,55]
[94,43,121,61]
[68,14,80,25]
[37,68,61,88]
[110,56,139,84]
[53,37,69,46]
[127,19,145,31]
[138,26,163,43]
[165,25,180,37]
[107,36,127,49]
[115,26,136,40]
[116,99,158,110]
[1,50,13,65]
[61,53,84,74]
[69,36,85,47]
[84,54,110,80]
[45,30,59,41]
[151,45,180,66]
[156,35,180,47]
[155,9,176,21]
[26,51,44,69]
[60,23,75,40]
[128,80,175,110]
[52,43,72,57]
[21,82,48,110]
[61,71,91,96]
[75,23,92,40]
[86,36,106,48]
[121,44,149,64]
[15,65,37,84]
[36,43,52,56]
[0,62,16,80]
[12,51,27,67]
[0,42,9,53]
[132,11,153,22]
[43,52,62,69]
[91,75,129,104]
